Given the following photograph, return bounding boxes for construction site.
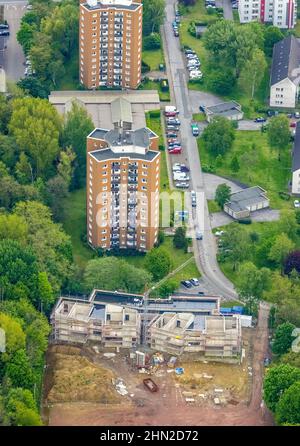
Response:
[43,291,274,426]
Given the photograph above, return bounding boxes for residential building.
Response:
[238,0,297,29]
[205,101,243,122]
[51,298,141,348]
[79,0,143,89]
[270,35,300,109]
[224,186,270,220]
[292,122,300,194]
[86,100,160,252]
[148,312,242,358]
[50,290,243,359]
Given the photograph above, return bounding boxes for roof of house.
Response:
[90,147,159,162]
[225,186,269,213]
[293,122,300,172]
[111,97,133,124]
[205,101,242,118]
[270,35,300,86]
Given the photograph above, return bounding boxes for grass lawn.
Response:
[61,188,94,271]
[192,112,206,122]
[198,130,292,209]
[207,200,221,213]
[142,48,165,71]
[139,79,170,102]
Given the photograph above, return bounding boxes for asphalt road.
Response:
[0,1,27,82]
[222,0,233,20]
[163,0,238,300]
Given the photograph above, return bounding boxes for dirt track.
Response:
[47,303,274,426]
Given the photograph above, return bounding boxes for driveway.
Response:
[188,90,222,114]
[0,1,27,82]
[203,173,242,200]
[238,120,266,131]
[210,208,280,229]
[222,0,233,20]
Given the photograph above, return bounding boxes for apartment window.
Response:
[125,314,130,321]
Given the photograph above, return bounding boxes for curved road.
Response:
[163,0,238,300]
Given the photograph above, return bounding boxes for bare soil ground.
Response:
[45,303,274,426]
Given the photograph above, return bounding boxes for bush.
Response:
[149,109,160,119]
[238,218,252,225]
[278,191,290,200]
[143,33,161,51]
[141,60,150,74]
[206,69,236,96]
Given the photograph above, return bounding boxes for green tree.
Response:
[0,313,26,360]
[263,364,300,412]
[206,68,236,95]
[15,152,34,185]
[267,115,291,160]
[268,233,295,271]
[0,214,28,244]
[9,97,62,179]
[143,33,161,50]
[230,155,240,173]
[17,76,49,99]
[63,101,94,189]
[220,224,250,270]
[37,272,54,313]
[263,26,284,57]
[145,247,173,281]
[5,349,34,390]
[17,22,37,54]
[203,19,236,63]
[278,209,298,242]
[215,183,231,208]
[272,322,296,356]
[276,381,300,425]
[238,49,267,99]
[84,257,152,293]
[156,278,178,298]
[173,226,188,250]
[143,0,165,35]
[202,117,235,157]
[6,387,42,426]
[237,262,271,314]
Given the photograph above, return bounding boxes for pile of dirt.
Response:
[46,353,121,404]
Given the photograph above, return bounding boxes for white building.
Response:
[292,122,300,194]
[238,0,297,29]
[270,36,300,109]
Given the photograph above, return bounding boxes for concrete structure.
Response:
[238,0,297,29]
[205,101,243,122]
[50,290,243,359]
[79,0,143,89]
[148,312,241,358]
[224,186,270,220]
[48,89,160,129]
[87,113,160,251]
[51,297,140,348]
[292,122,300,194]
[270,36,300,109]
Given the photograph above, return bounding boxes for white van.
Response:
[165,105,178,113]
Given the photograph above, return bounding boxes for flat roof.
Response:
[83,1,140,12]
[49,90,160,105]
[90,147,159,162]
[111,97,133,124]
[206,101,242,116]
[225,186,268,213]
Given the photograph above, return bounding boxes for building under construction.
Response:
[50,290,242,359]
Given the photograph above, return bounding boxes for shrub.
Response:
[143,33,161,51]
[238,218,252,225]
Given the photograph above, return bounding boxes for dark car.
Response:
[174,30,179,37]
[199,105,205,113]
[181,280,193,289]
[254,117,266,123]
[180,166,190,173]
[0,30,9,36]
[198,291,205,295]
[0,24,9,29]
[166,132,178,138]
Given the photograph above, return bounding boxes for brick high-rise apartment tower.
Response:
[79,0,143,89]
[86,99,160,252]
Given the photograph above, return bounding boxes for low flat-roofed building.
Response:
[205,101,243,122]
[224,186,270,220]
[292,122,300,194]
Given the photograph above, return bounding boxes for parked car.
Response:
[191,123,199,136]
[290,121,297,128]
[168,147,182,154]
[190,278,199,286]
[174,30,179,37]
[295,112,300,119]
[180,165,189,172]
[165,111,177,117]
[190,71,203,79]
[167,125,179,130]
[191,190,196,207]
[294,199,300,208]
[185,49,196,55]
[254,117,266,123]
[0,30,9,36]
[0,24,9,30]
[168,138,180,144]
[166,132,178,138]
[199,105,206,112]
[181,280,193,289]
[167,118,181,125]
[196,231,203,240]
[175,182,189,189]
